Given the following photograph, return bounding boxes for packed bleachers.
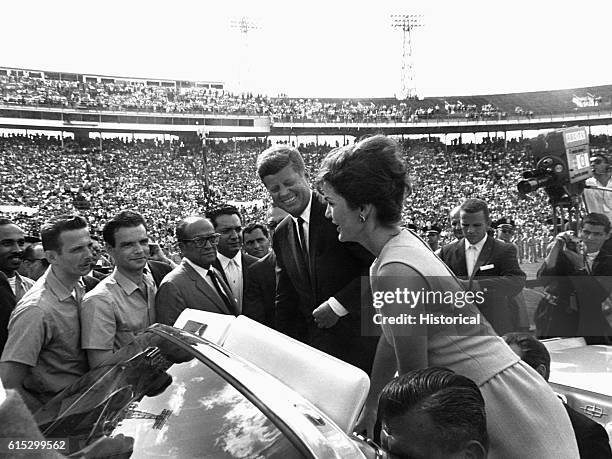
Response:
[2,68,612,122]
[3,132,610,261]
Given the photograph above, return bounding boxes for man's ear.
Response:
[462,440,487,459]
[44,249,57,265]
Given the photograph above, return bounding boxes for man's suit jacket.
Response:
[565,403,612,459]
[155,260,238,326]
[538,242,612,343]
[439,236,526,335]
[243,251,276,328]
[147,260,173,288]
[273,192,377,373]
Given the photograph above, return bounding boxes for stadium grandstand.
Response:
[1,65,612,264]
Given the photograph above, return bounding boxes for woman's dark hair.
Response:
[316,135,409,225]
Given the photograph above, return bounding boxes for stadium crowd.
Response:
[0,133,547,253]
[3,132,608,260]
[1,131,611,458]
[1,73,511,122]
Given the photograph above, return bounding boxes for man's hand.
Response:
[312,302,340,328]
[561,245,585,269]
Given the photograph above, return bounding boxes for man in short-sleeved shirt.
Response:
[81,211,156,368]
[0,215,93,409]
[81,268,156,353]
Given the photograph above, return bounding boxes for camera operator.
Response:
[583,153,612,223]
[535,212,612,344]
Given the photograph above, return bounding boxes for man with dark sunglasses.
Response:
[155,215,238,325]
[584,153,612,223]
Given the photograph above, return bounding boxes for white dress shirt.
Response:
[465,234,488,277]
[217,252,243,313]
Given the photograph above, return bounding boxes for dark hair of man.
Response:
[256,144,306,180]
[591,153,610,164]
[582,212,611,233]
[378,367,488,453]
[102,210,147,247]
[460,198,491,223]
[502,333,551,381]
[316,135,408,225]
[205,205,242,228]
[0,218,14,226]
[243,222,269,238]
[41,215,88,253]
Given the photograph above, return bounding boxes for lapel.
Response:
[471,237,494,280]
[182,261,232,315]
[212,258,229,285]
[451,240,468,277]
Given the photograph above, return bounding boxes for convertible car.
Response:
[34,311,384,458]
[544,337,612,446]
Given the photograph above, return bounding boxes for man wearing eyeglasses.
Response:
[583,153,612,223]
[155,216,238,326]
[207,206,258,313]
[20,243,49,281]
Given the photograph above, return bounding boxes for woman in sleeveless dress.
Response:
[316,135,579,458]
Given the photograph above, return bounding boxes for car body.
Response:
[34,316,384,458]
[544,338,612,445]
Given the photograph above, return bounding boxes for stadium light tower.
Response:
[230,16,260,94]
[391,14,423,100]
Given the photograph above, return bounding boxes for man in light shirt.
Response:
[583,153,612,223]
[81,210,157,368]
[0,215,92,409]
[207,206,258,313]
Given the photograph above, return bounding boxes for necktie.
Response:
[297,217,308,264]
[208,270,237,315]
[466,245,478,277]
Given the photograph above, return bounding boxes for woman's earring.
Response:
[359,214,366,223]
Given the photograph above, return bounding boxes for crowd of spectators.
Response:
[1,73,512,122]
[4,132,611,263]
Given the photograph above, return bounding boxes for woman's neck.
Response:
[361,224,402,256]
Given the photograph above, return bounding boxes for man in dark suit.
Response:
[256,145,377,373]
[503,332,612,459]
[536,213,612,343]
[207,206,258,314]
[438,198,526,335]
[155,216,238,326]
[243,251,277,328]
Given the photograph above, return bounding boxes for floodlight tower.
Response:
[391,14,423,100]
[230,16,260,94]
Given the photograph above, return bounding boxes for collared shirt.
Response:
[290,191,313,252]
[81,267,156,352]
[217,252,243,312]
[465,234,488,276]
[183,257,216,291]
[584,176,612,222]
[1,267,88,402]
[3,272,35,301]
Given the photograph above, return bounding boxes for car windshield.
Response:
[34,330,303,458]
